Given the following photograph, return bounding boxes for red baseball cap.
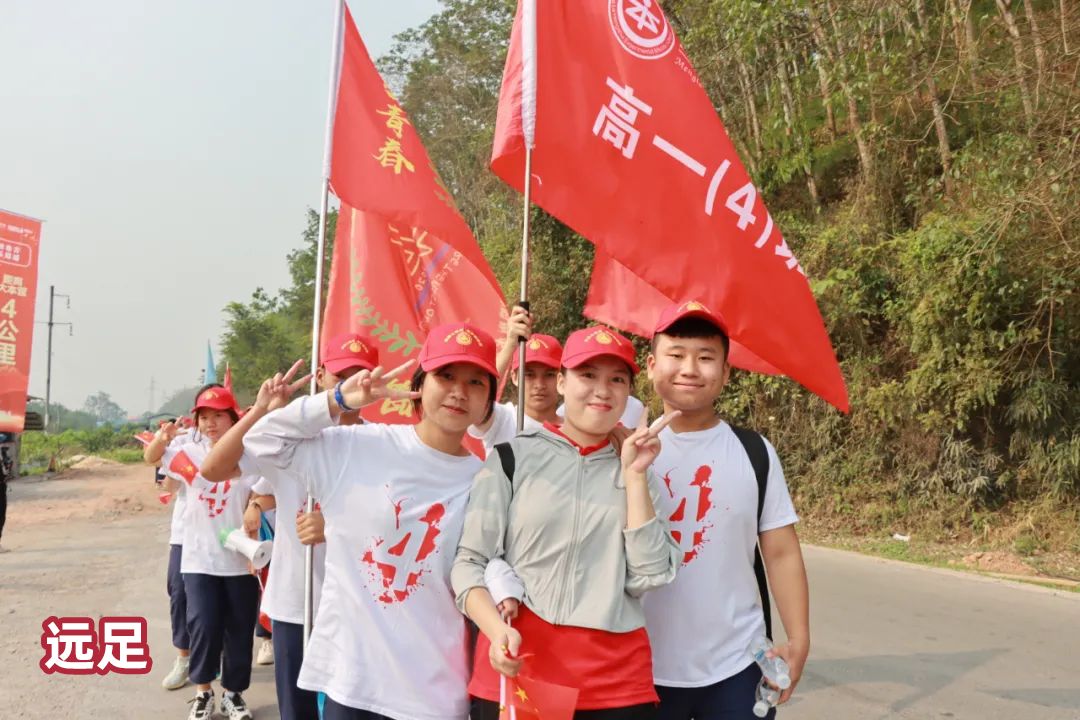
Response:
[418,323,498,376]
[511,333,563,371]
[561,326,640,373]
[653,300,729,336]
[322,332,379,374]
[190,386,239,414]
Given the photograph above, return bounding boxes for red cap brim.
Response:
[420,353,498,377]
[562,350,640,374]
[323,357,376,375]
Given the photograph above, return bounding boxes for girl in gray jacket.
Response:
[452,326,680,719]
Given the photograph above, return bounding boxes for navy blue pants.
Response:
[272,620,319,720]
[166,545,189,650]
[656,662,776,720]
[183,573,260,690]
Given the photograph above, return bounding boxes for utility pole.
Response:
[148,376,156,417]
[43,286,72,433]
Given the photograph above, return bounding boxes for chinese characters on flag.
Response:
[321,7,506,427]
[0,209,42,432]
[491,0,848,411]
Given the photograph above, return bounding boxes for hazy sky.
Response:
[1,0,441,417]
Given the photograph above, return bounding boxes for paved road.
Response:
[1,469,1077,718]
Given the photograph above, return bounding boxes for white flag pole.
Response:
[304,0,346,648]
[515,0,537,434]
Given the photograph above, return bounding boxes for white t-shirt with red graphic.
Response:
[243,395,481,720]
[165,431,205,546]
[642,422,798,688]
[249,470,326,625]
[162,441,259,577]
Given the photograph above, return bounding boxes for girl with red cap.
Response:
[241,322,498,720]
[452,326,681,719]
[199,331,380,720]
[160,384,262,720]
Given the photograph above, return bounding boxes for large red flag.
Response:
[491,2,848,412]
[321,8,506,429]
[329,6,501,295]
[0,209,42,432]
[322,204,506,426]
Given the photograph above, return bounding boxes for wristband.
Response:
[334,381,357,412]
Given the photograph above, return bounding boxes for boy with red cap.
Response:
[201,332,378,720]
[642,301,809,719]
[240,323,498,720]
[453,325,680,718]
[160,385,262,720]
[469,306,563,453]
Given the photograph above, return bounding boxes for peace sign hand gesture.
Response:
[255,360,313,413]
[620,411,681,474]
[333,360,420,413]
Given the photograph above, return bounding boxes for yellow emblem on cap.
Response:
[528,338,543,350]
[685,301,707,312]
[344,338,368,354]
[201,390,217,402]
[444,327,484,347]
[584,327,622,346]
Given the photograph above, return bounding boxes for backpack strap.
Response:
[493,442,515,497]
[731,425,773,640]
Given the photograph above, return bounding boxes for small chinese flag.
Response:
[223,362,233,394]
[168,450,198,486]
[506,675,578,720]
[133,431,155,446]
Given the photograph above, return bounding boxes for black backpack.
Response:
[492,425,773,639]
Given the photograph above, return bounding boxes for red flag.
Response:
[320,10,506,439]
[0,209,43,432]
[168,450,198,486]
[323,204,506,432]
[133,431,156,446]
[329,7,501,296]
[507,674,578,720]
[586,252,781,375]
[223,363,233,394]
[491,2,849,412]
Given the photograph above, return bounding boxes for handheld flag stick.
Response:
[514,0,537,434]
[304,0,346,648]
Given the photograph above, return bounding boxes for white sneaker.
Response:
[255,638,274,666]
[220,691,253,720]
[187,690,214,720]
[162,655,190,690]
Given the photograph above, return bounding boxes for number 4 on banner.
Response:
[1,299,15,319]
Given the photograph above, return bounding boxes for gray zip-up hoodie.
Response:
[451,427,679,633]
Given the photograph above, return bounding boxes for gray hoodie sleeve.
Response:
[451,453,513,613]
[623,469,680,597]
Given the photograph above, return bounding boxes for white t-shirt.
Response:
[244,396,481,720]
[165,432,205,546]
[162,441,259,577]
[642,422,798,687]
[557,394,645,427]
[249,469,326,625]
[467,401,543,453]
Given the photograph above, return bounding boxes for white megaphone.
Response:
[218,528,273,570]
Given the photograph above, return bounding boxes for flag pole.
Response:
[304,0,345,648]
[515,0,537,434]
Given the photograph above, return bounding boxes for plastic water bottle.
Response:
[753,676,781,717]
[748,636,791,689]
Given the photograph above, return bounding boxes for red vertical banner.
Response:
[0,209,42,433]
